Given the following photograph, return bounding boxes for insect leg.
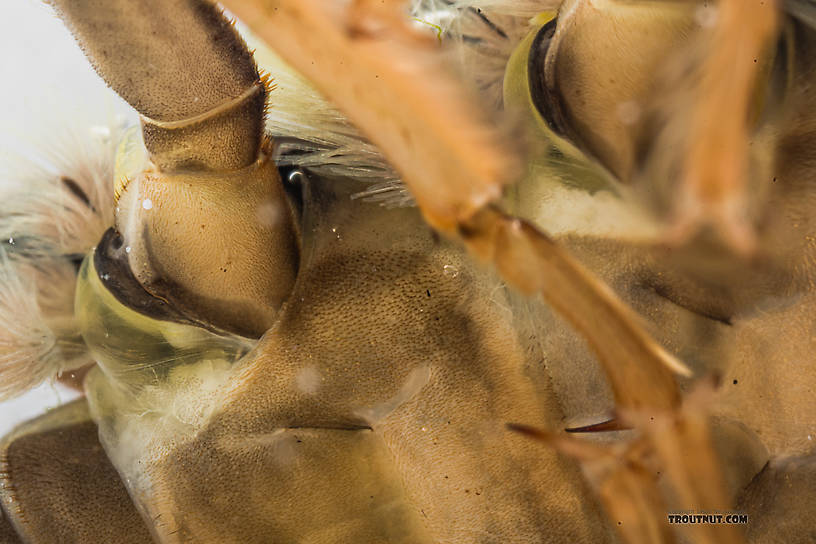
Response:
[0,508,21,544]
[0,399,152,544]
[50,0,266,172]
[51,0,300,337]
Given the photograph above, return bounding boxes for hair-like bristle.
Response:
[0,113,123,399]
[258,69,278,123]
[412,1,538,107]
[246,34,404,200]
[0,119,122,260]
[219,7,275,136]
[0,252,88,401]
[238,2,534,208]
[236,3,652,238]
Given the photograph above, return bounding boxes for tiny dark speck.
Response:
[426,289,431,297]
[733,379,738,385]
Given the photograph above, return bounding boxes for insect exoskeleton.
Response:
[2,2,610,543]
[111,126,299,338]
[3,1,816,543]
[49,0,302,339]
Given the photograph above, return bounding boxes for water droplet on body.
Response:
[442,264,459,278]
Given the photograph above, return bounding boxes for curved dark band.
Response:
[93,228,197,326]
[527,18,569,139]
[92,160,306,329]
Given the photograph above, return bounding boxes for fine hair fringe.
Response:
[0,114,124,399]
[242,1,537,208]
